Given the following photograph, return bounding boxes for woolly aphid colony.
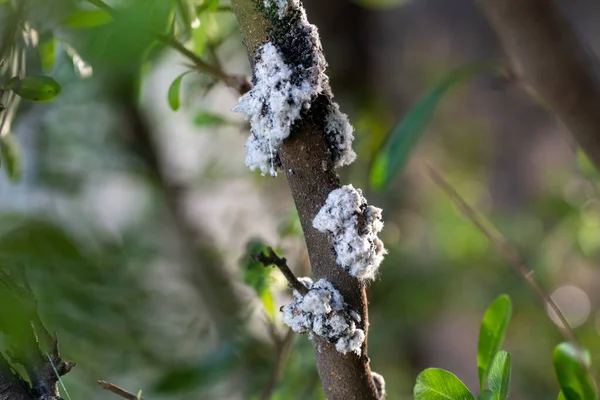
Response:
[234,0,386,362]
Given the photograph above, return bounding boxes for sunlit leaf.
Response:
[240,238,275,318]
[168,71,191,111]
[38,37,55,71]
[0,134,21,181]
[477,294,512,391]
[62,10,113,28]
[6,75,61,102]
[193,110,227,126]
[488,351,511,399]
[370,62,503,190]
[553,342,597,400]
[414,368,476,400]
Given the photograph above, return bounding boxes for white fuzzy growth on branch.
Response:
[313,184,386,280]
[234,0,356,176]
[233,42,321,176]
[281,278,365,355]
[263,0,297,19]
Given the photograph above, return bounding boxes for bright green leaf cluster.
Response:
[414,294,512,400]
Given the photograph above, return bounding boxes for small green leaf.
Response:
[6,75,61,102]
[63,10,113,28]
[477,390,495,400]
[39,37,55,71]
[414,368,476,400]
[168,72,191,111]
[240,239,275,318]
[488,351,511,399]
[553,342,597,400]
[369,62,503,190]
[193,111,227,127]
[477,295,512,391]
[0,134,21,181]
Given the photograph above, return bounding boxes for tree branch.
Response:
[98,380,143,400]
[230,1,379,398]
[252,247,308,295]
[476,0,600,169]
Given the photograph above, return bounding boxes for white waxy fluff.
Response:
[313,184,386,280]
[281,277,365,355]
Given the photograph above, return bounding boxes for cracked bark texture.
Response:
[477,0,600,170]
[230,1,379,399]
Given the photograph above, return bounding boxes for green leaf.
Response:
[414,368,476,400]
[240,239,275,319]
[558,391,567,400]
[369,62,503,190]
[477,294,512,391]
[488,351,511,399]
[206,0,219,12]
[6,75,61,102]
[477,390,495,400]
[0,134,21,181]
[553,342,597,400]
[62,9,113,28]
[38,37,55,71]
[168,71,191,111]
[193,111,227,126]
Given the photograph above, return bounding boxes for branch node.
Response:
[252,247,308,295]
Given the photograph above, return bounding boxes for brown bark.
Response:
[230,1,379,399]
[477,0,600,170]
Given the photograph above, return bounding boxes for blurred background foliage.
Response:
[0,0,599,399]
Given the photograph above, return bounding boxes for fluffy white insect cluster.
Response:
[313,184,386,280]
[233,0,356,176]
[233,42,319,176]
[282,277,365,355]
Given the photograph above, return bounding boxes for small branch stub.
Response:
[252,247,308,295]
[98,380,143,400]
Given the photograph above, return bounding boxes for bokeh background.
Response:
[1,0,599,398]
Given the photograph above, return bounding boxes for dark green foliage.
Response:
[369,62,503,190]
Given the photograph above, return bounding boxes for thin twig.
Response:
[426,164,580,346]
[98,380,143,400]
[260,329,294,400]
[85,0,251,94]
[252,247,309,295]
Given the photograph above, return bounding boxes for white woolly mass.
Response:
[233,42,320,176]
[263,0,298,19]
[234,0,356,176]
[325,103,357,167]
[313,184,386,280]
[281,278,365,355]
[371,372,386,398]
